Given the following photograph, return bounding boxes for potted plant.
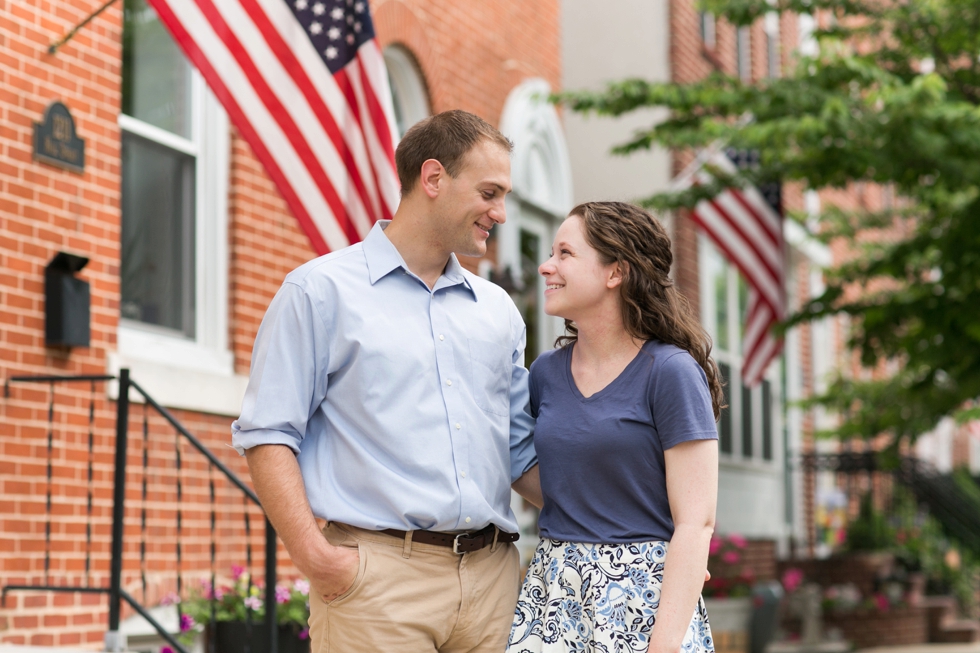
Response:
[173,566,311,653]
[702,534,755,646]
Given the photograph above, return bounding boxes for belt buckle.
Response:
[452,532,468,555]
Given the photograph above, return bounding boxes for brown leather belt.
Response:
[380,524,519,554]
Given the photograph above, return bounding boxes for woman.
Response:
[508,201,724,653]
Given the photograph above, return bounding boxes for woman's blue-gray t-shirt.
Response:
[530,339,718,544]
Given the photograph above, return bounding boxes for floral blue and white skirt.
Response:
[508,538,714,653]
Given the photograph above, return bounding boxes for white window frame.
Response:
[699,235,782,469]
[113,62,245,415]
[383,45,430,139]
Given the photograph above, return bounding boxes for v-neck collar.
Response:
[563,340,651,402]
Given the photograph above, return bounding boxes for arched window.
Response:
[382,45,430,139]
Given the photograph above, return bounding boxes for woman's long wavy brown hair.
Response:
[556,201,725,419]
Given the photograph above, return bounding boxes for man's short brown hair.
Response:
[395,110,513,197]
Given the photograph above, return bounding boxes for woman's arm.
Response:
[512,463,544,509]
[647,438,718,653]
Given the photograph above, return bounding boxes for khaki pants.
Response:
[308,522,521,653]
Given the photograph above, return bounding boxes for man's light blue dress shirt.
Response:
[232,221,536,533]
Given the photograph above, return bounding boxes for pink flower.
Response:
[728,534,748,549]
[231,565,246,580]
[179,614,195,632]
[709,537,723,556]
[215,586,230,601]
[162,648,175,653]
[298,629,310,640]
[276,585,291,604]
[244,596,263,611]
[875,593,890,612]
[159,592,180,606]
[782,568,804,593]
[722,551,741,565]
[294,579,310,596]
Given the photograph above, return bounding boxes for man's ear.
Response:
[419,159,444,199]
[607,260,628,290]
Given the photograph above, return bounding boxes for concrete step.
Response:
[0,644,113,653]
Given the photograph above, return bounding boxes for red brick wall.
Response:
[1,0,562,645]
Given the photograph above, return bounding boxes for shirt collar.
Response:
[363,221,478,300]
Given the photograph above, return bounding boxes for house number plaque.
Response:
[33,101,85,173]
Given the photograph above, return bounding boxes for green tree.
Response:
[560,0,980,449]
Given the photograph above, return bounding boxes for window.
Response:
[701,237,778,463]
[798,13,818,58]
[700,12,717,49]
[121,0,196,335]
[736,26,752,81]
[383,45,430,139]
[765,13,781,78]
[117,0,238,414]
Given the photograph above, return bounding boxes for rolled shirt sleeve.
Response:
[507,315,537,483]
[232,281,331,455]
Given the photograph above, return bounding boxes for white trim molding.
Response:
[499,78,574,217]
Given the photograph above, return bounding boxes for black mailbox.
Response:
[45,251,90,348]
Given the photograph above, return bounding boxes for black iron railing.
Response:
[2,369,277,653]
[801,451,980,557]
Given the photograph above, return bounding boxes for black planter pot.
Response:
[208,622,310,653]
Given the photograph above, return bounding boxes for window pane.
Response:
[741,382,753,457]
[518,229,541,368]
[737,274,749,352]
[737,26,752,81]
[762,379,773,460]
[122,0,193,138]
[388,69,408,138]
[700,12,716,48]
[121,132,196,336]
[709,248,728,351]
[719,363,732,454]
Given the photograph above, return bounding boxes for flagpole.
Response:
[48,0,120,54]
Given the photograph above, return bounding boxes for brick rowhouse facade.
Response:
[669,0,847,561]
[0,0,559,645]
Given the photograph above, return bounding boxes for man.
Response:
[232,110,542,652]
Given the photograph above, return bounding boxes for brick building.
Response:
[0,0,563,646]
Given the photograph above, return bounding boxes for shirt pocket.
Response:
[467,338,512,416]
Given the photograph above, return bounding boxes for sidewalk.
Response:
[859,644,980,653]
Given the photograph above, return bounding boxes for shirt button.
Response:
[446,379,452,386]
[455,423,461,430]
[439,334,445,341]
[465,517,471,524]
[461,471,467,478]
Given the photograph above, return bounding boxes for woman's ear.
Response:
[607,260,628,289]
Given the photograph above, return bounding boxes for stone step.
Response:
[935,622,980,645]
[921,596,960,642]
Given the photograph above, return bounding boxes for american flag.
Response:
[147,0,400,254]
[678,148,785,386]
